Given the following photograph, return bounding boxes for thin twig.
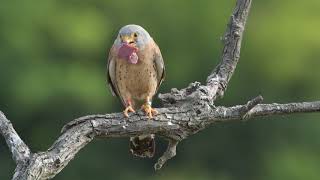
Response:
[154,139,179,170]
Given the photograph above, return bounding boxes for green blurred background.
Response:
[1,0,320,179]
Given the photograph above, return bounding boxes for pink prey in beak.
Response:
[118,43,139,64]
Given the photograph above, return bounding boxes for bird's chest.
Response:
[115,54,157,100]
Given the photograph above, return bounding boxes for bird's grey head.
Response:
[114,24,152,49]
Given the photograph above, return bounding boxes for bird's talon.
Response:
[142,104,157,119]
[123,111,129,118]
[123,105,135,117]
[151,109,158,115]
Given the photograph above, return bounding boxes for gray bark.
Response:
[1,0,319,179]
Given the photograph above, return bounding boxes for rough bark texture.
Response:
[1,0,319,179]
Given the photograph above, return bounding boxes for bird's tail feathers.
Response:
[129,134,155,158]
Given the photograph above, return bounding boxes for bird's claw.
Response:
[141,104,158,119]
[123,105,135,117]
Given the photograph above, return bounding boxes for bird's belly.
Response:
[116,60,158,101]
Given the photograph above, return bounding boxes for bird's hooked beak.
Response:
[119,35,138,53]
[120,34,136,47]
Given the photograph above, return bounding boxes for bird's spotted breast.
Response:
[115,43,158,102]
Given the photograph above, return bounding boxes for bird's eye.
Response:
[133,33,138,37]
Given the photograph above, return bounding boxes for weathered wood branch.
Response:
[159,0,251,106]
[0,112,30,165]
[1,99,320,179]
[1,0,319,179]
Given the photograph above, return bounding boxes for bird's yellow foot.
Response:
[141,104,158,118]
[123,105,135,117]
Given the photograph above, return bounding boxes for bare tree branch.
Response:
[1,99,320,179]
[159,0,252,106]
[206,0,252,100]
[245,101,320,119]
[0,111,31,165]
[1,0,319,179]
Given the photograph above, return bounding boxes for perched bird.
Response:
[107,24,165,158]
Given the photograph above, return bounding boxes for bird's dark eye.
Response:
[133,33,138,37]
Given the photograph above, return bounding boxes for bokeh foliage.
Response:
[1,0,320,179]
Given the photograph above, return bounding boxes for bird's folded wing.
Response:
[153,42,165,90]
[107,46,125,105]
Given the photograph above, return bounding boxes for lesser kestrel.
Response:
[107,24,165,158]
